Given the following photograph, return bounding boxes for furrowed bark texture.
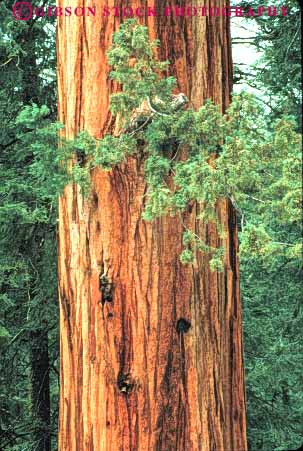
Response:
[57,1,247,450]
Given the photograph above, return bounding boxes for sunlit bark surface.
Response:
[57,1,247,450]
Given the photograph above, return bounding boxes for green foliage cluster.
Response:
[234,0,301,126]
[236,98,302,451]
[0,3,59,450]
[107,22,176,119]
[232,2,302,449]
[242,251,302,451]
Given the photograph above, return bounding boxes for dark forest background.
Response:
[0,1,302,450]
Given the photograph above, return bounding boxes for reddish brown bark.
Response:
[57,2,247,450]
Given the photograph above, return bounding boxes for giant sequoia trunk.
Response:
[57,2,247,450]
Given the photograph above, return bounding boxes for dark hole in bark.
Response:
[214,144,223,156]
[136,138,145,146]
[176,318,191,334]
[100,274,113,304]
[75,150,86,167]
[187,201,194,214]
[117,372,134,394]
[106,421,110,427]
[107,312,114,319]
